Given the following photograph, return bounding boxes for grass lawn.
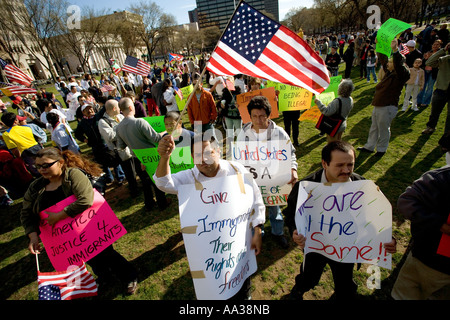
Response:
[0,61,447,301]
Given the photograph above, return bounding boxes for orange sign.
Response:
[236,87,279,124]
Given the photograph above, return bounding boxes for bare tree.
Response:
[0,0,68,80]
[128,0,177,63]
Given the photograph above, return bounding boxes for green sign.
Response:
[143,116,166,133]
[376,18,411,57]
[312,75,341,107]
[133,146,194,182]
[175,84,194,111]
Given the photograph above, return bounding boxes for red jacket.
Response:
[187,87,217,125]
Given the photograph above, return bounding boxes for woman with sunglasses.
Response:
[20,147,138,295]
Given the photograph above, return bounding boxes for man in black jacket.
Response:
[391,166,450,299]
[283,141,396,300]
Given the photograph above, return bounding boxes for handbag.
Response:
[315,98,344,137]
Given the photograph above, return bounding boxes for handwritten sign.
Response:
[278,84,313,112]
[311,76,341,107]
[295,180,392,269]
[299,106,322,123]
[39,189,127,271]
[178,175,258,300]
[143,116,165,133]
[376,18,411,56]
[175,84,194,111]
[236,87,279,124]
[230,140,292,206]
[133,146,194,182]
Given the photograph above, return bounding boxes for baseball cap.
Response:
[406,40,416,47]
[81,103,93,112]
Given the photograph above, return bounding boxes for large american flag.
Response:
[38,263,97,300]
[0,58,34,87]
[122,55,151,76]
[206,2,330,95]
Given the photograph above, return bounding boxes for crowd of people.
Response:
[0,19,449,300]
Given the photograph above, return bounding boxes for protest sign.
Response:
[133,146,194,182]
[175,84,194,111]
[178,175,258,300]
[311,76,341,107]
[299,105,322,123]
[142,116,165,133]
[376,18,411,57]
[236,87,279,123]
[278,84,313,112]
[39,189,127,271]
[295,180,392,269]
[230,140,292,206]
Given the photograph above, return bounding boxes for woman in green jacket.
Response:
[20,147,138,295]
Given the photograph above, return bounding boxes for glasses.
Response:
[35,160,59,170]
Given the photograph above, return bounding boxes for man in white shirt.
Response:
[154,133,266,299]
[65,85,81,120]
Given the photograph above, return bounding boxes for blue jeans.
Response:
[417,70,436,105]
[267,206,284,236]
[103,164,125,183]
[366,66,377,82]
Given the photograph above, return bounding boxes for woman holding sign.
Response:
[20,147,138,295]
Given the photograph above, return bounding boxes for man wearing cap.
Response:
[1,112,42,177]
[405,40,423,68]
[325,45,341,77]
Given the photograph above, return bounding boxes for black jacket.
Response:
[397,166,450,275]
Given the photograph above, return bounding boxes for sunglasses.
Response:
[35,160,59,170]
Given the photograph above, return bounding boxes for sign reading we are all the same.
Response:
[295,180,393,269]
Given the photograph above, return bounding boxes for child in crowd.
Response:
[366,50,378,83]
[402,58,425,112]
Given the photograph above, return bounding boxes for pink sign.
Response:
[39,189,127,271]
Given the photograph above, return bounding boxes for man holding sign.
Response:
[283,141,396,299]
[237,96,298,249]
[154,133,266,299]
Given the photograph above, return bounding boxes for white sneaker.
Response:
[412,106,419,111]
[401,107,407,111]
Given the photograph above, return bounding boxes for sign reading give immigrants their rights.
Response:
[230,140,292,207]
[178,175,258,300]
[39,189,127,271]
[295,180,393,269]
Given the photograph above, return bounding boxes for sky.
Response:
[70,0,314,25]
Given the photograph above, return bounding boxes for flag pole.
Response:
[172,0,245,133]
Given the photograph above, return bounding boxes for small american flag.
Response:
[101,84,115,92]
[0,58,34,87]
[122,55,151,76]
[0,83,37,96]
[38,263,97,300]
[399,44,409,56]
[206,1,330,95]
